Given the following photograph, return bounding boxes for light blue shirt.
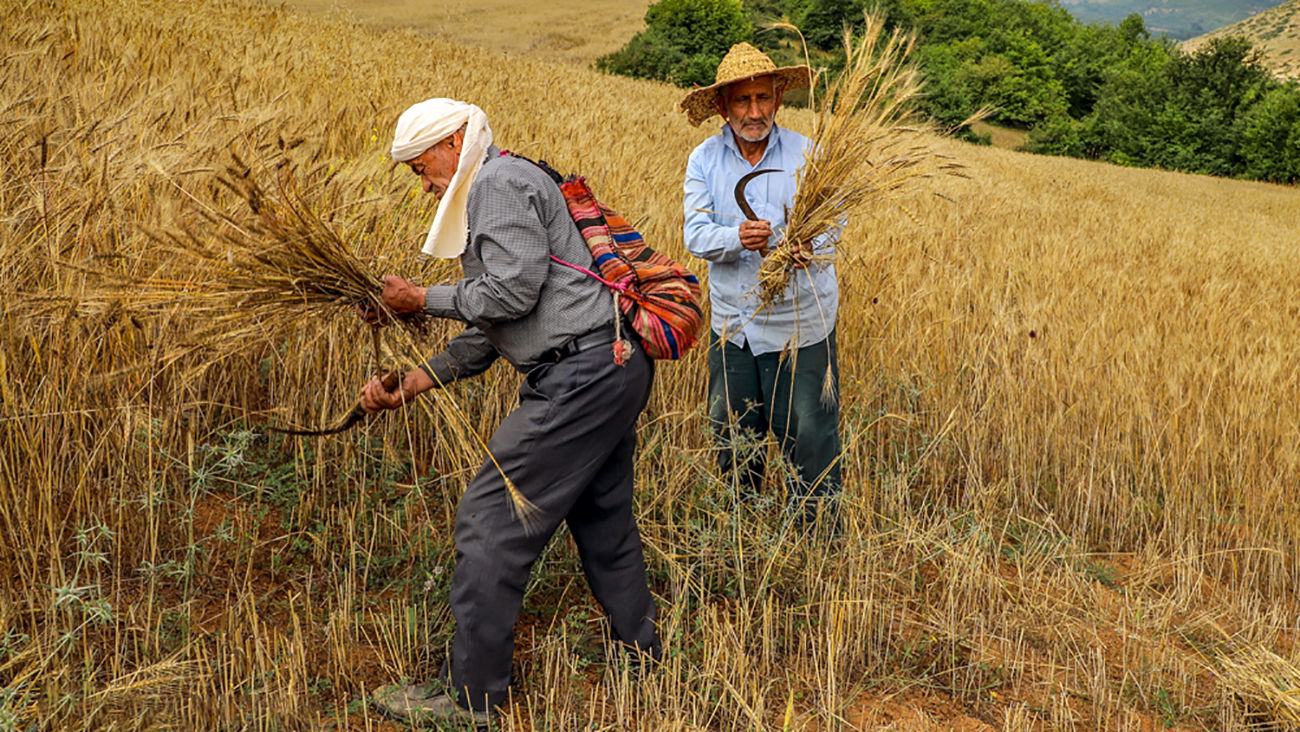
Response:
[683,123,838,355]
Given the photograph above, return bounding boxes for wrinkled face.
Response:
[717,76,781,144]
[407,131,463,197]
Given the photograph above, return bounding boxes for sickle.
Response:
[734,168,779,255]
[734,168,780,221]
[268,371,401,437]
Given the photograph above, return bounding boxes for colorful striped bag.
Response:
[508,153,704,362]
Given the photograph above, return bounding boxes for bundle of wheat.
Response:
[756,12,970,310]
[1214,643,1300,726]
[137,145,425,337]
[75,141,542,528]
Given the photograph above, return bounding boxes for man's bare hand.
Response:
[789,240,814,269]
[380,275,428,316]
[738,220,773,252]
[359,369,434,415]
[355,275,426,328]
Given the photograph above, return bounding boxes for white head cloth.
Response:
[391,98,493,258]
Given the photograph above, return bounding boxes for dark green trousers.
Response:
[707,329,842,507]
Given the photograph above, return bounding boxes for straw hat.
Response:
[679,43,814,127]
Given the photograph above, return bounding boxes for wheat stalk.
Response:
[64,143,541,526]
[756,11,971,310]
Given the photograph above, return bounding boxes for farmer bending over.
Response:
[681,44,842,527]
[360,98,660,726]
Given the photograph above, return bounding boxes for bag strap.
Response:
[547,253,633,365]
[549,254,633,292]
[503,150,627,288]
[499,149,566,184]
[500,150,650,365]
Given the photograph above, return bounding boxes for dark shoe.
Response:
[371,681,495,729]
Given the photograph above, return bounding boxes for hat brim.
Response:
[679,65,815,127]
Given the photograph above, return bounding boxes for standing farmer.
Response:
[681,44,842,525]
[362,98,660,726]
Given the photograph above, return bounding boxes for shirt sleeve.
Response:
[420,326,499,387]
[423,172,549,328]
[683,150,744,264]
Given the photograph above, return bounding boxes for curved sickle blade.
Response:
[267,371,400,437]
[268,405,368,437]
[734,168,780,221]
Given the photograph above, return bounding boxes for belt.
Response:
[538,324,618,364]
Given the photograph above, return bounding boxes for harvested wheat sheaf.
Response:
[77,136,543,527]
[757,12,970,310]
[1215,643,1300,726]
[143,142,423,341]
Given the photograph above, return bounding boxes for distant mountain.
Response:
[1059,0,1287,40]
[1183,0,1300,79]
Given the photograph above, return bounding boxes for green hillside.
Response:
[1062,0,1286,39]
[1184,0,1300,79]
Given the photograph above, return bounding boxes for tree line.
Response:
[597,0,1300,184]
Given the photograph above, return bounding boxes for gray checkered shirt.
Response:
[420,146,614,385]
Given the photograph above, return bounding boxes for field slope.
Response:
[280,0,652,66]
[1184,0,1300,79]
[3,0,1300,729]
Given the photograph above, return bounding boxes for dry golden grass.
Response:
[1184,0,1300,80]
[280,0,653,66]
[3,0,1300,729]
[969,120,1029,150]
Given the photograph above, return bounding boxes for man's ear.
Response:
[450,130,465,153]
[713,91,727,119]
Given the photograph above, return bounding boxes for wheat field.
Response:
[3,0,1300,729]
[280,0,652,66]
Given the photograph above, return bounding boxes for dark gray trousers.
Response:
[707,329,842,505]
[446,341,658,712]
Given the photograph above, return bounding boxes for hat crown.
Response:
[714,43,779,86]
[678,43,812,126]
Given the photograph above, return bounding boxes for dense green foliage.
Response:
[1032,36,1300,181]
[595,0,751,87]
[599,0,1300,184]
